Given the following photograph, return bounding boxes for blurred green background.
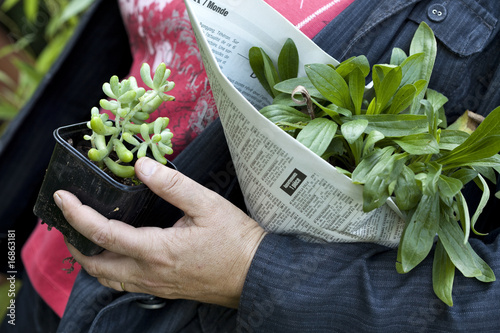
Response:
[0,0,94,135]
[0,0,94,324]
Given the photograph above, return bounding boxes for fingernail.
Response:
[140,158,157,176]
[54,192,62,209]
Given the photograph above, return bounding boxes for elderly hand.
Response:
[55,157,266,309]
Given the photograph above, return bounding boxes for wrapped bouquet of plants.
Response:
[249,22,500,306]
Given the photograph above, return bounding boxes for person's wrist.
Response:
[226,223,267,308]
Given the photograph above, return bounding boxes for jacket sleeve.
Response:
[238,0,500,331]
[237,229,500,332]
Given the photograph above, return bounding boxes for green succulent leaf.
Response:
[153,63,167,90]
[104,157,136,178]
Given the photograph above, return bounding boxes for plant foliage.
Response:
[85,62,175,179]
[249,22,500,306]
[0,0,95,135]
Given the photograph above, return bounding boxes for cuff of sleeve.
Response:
[236,232,396,331]
[237,233,338,330]
[237,233,283,330]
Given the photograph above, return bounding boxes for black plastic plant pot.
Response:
[33,121,178,256]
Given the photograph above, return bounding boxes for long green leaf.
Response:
[438,218,482,278]
[1,0,20,11]
[362,130,385,157]
[274,77,323,99]
[432,239,455,306]
[399,193,440,272]
[426,88,449,115]
[335,55,370,78]
[422,161,442,195]
[438,107,500,167]
[438,135,500,168]
[390,47,407,66]
[394,165,421,211]
[387,84,417,114]
[372,66,402,114]
[455,192,471,244]
[249,47,277,97]
[350,114,428,137]
[438,130,469,151]
[422,99,439,138]
[467,243,496,282]
[278,38,299,81]
[470,174,490,236]
[399,52,424,87]
[393,133,439,155]
[438,175,463,199]
[262,49,280,98]
[24,0,39,23]
[361,152,406,211]
[349,67,365,115]
[352,146,395,184]
[457,106,500,149]
[57,0,95,30]
[260,104,311,123]
[450,168,478,186]
[305,63,351,109]
[311,98,351,118]
[409,22,437,114]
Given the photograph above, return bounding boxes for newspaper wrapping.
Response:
[184,0,406,247]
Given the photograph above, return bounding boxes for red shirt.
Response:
[22,0,354,318]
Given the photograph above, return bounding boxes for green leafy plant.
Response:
[85,62,175,179]
[0,0,95,135]
[249,22,500,306]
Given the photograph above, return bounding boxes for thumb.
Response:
[135,157,215,216]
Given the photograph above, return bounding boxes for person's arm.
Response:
[58,156,500,331]
[238,229,500,331]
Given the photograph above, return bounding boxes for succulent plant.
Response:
[84,62,175,179]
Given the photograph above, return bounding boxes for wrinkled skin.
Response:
[56,157,266,308]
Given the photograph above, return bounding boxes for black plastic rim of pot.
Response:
[33,121,177,256]
[56,121,159,191]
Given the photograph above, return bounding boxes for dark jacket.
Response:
[5,0,500,332]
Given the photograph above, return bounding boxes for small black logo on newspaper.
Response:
[280,169,306,196]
